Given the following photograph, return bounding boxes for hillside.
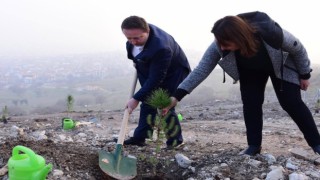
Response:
[1,99,320,179]
[0,51,319,116]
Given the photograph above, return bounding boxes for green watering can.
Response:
[177,113,184,122]
[62,118,93,130]
[62,118,76,130]
[8,145,52,180]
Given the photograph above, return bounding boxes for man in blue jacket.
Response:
[121,15,191,148]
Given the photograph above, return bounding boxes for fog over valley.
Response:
[1,50,320,116]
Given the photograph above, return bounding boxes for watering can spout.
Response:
[34,164,53,179]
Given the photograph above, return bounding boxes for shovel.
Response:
[99,71,138,179]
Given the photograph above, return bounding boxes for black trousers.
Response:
[239,68,320,147]
[133,103,183,145]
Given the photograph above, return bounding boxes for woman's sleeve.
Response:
[174,42,221,99]
[281,29,312,79]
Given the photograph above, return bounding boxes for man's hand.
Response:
[162,97,178,116]
[126,98,139,114]
[300,79,310,91]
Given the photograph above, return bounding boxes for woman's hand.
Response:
[162,97,178,116]
[300,79,310,91]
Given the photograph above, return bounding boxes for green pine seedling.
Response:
[145,88,179,175]
[146,88,171,109]
[2,105,8,124]
[66,95,74,117]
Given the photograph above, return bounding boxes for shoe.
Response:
[239,145,262,156]
[312,145,320,154]
[114,137,146,147]
[166,141,185,150]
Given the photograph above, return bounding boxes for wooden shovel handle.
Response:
[117,108,130,144]
[117,71,137,145]
[129,71,138,99]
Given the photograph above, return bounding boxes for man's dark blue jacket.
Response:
[126,24,191,102]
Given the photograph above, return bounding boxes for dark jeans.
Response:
[239,68,320,147]
[133,102,183,145]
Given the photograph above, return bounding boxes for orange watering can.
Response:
[8,145,52,180]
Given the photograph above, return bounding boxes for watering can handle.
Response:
[117,71,137,145]
[12,145,38,167]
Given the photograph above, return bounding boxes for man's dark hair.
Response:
[121,16,149,32]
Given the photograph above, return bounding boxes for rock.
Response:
[175,153,192,168]
[0,164,8,176]
[290,148,320,165]
[286,162,298,170]
[263,153,277,165]
[289,172,309,180]
[266,166,284,180]
[248,159,262,168]
[52,169,64,176]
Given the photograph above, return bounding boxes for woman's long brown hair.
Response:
[211,16,260,57]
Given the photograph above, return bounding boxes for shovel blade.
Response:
[99,149,137,180]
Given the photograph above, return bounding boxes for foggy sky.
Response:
[1,0,320,64]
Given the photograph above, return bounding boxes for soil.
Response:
[1,100,320,180]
